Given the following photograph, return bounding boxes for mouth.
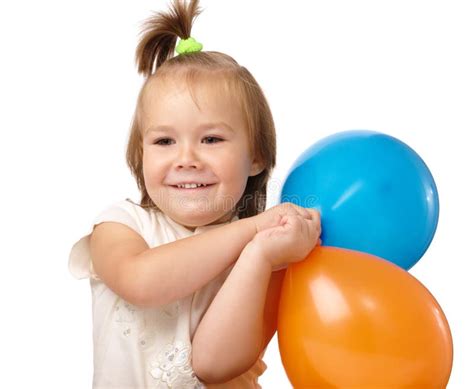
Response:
[169,183,216,191]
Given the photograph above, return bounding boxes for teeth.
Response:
[177,183,207,189]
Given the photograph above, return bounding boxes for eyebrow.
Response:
[145,122,236,135]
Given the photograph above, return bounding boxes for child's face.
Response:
[140,78,263,230]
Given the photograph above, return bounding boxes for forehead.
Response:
[141,76,243,126]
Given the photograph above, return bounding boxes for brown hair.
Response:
[126,0,276,220]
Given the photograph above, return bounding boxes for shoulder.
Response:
[92,198,159,237]
[68,198,161,279]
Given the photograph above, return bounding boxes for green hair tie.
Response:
[176,37,203,55]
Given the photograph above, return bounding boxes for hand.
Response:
[252,202,315,233]
[248,211,321,270]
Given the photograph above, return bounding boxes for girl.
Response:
[69,0,321,387]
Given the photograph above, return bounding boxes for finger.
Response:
[304,217,321,241]
[304,213,320,229]
[307,214,321,235]
[308,211,322,234]
[298,207,317,222]
[292,204,312,219]
[280,202,300,216]
[299,215,307,235]
[308,208,321,221]
[301,224,319,251]
[284,215,303,235]
[282,203,311,220]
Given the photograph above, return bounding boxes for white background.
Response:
[1,0,472,387]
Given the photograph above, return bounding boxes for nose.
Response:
[174,143,202,170]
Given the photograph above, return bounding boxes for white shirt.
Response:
[69,198,267,389]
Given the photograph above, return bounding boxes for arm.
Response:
[90,202,311,308]
[127,217,256,307]
[191,210,321,384]
[191,242,284,384]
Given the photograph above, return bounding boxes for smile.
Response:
[170,184,215,191]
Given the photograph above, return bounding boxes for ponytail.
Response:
[135,0,202,76]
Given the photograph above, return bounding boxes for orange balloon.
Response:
[278,246,453,389]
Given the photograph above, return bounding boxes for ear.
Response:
[249,158,265,177]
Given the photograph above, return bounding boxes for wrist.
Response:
[241,240,273,274]
[252,212,275,234]
[235,216,258,240]
[248,214,259,235]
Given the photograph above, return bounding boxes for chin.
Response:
[172,211,216,227]
[178,210,231,228]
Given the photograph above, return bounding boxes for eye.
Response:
[154,138,175,146]
[153,137,223,146]
[202,136,223,144]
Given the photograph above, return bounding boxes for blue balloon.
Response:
[280,130,439,270]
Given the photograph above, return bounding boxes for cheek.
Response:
[215,158,252,190]
[142,151,166,181]
[142,153,153,179]
[217,142,252,168]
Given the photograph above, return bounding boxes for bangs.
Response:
[156,65,246,112]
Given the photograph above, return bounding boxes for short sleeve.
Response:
[68,199,143,280]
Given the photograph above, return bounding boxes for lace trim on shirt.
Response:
[149,340,204,388]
